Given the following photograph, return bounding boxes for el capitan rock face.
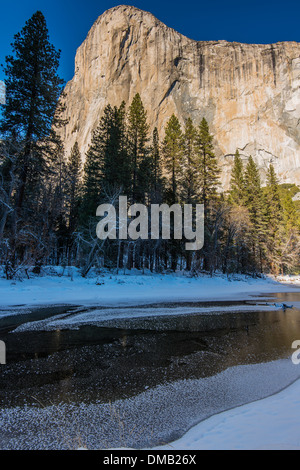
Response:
[59,5,300,188]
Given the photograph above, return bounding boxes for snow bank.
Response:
[1,359,300,450]
[0,268,299,308]
[155,377,300,450]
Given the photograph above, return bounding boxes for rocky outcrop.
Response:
[59,5,300,188]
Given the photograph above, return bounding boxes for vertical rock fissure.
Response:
[270,44,277,87]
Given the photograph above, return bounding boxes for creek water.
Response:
[1,291,300,449]
[1,292,300,406]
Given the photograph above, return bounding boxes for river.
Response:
[0,291,300,449]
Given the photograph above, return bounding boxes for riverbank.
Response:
[155,373,300,450]
[0,268,300,309]
[1,358,299,450]
[1,270,300,450]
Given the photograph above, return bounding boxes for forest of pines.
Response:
[0,11,299,280]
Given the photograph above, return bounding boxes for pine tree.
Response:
[279,191,300,274]
[0,11,65,214]
[229,150,245,205]
[80,103,131,224]
[244,156,267,271]
[162,114,184,204]
[80,110,109,223]
[196,118,220,207]
[262,164,282,271]
[49,142,69,265]
[281,191,298,233]
[115,101,131,195]
[127,93,149,203]
[100,102,131,195]
[193,118,220,272]
[182,118,198,204]
[66,142,82,233]
[148,127,163,202]
[244,157,263,222]
[265,164,282,234]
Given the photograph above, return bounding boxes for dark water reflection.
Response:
[1,292,300,407]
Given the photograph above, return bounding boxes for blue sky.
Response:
[1,0,300,84]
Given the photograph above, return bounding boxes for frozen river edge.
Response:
[1,272,300,450]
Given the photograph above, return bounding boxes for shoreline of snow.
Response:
[0,269,300,309]
[153,374,300,450]
[1,358,300,450]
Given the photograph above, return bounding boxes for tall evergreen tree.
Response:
[244,156,267,271]
[49,142,69,264]
[244,157,263,222]
[115,101,131,195]
[265,164,282,233]
[100,102,131,195]
[66,142,82,233]
[127,93,149,203]
[162,114,184,204]
[0,11,65,215]
[281,191,298,233]
[80,103,131,224]
[263,164,283,272]
[146,127,163,203]
[196,118,220,207]
[182,118,198,204]
[229,150,245,205]
[80,110,110,223]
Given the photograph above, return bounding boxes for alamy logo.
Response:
[0,341,6,365]
[0,81,6,105]
[96,196,204,251]
[291,340,300,365]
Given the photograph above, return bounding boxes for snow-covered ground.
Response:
[155,376,300,450]
[0,267,299,308]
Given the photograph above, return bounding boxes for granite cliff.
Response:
[59,5,300,187]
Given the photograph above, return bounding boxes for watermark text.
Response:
[96,197,204,251]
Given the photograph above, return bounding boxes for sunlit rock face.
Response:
[59,5,300,188]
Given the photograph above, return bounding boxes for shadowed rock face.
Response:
[59,5,300,188]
